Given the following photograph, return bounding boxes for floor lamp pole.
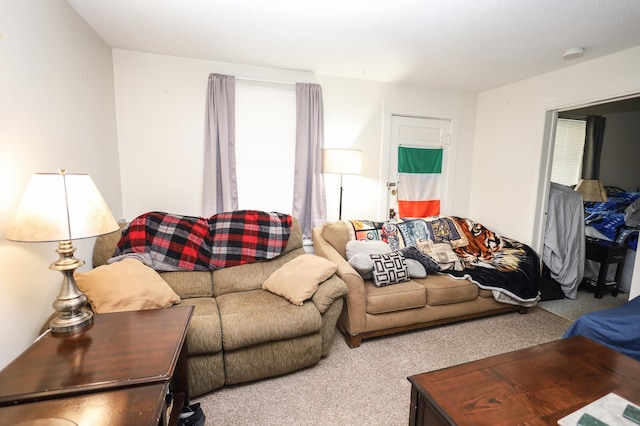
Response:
[338,173,344,220]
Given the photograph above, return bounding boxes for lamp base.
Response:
[50,309,94,334]
[49,240,94,334]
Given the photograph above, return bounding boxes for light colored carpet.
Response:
[538,288,629,322]
[194,307,572,425]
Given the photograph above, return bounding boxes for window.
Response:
[550,118,587,186]
[235,80,296,213]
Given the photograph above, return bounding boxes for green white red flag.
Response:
[397,146,442,218]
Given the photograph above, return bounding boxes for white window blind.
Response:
[235,80,296,213]
[550,118,587,186]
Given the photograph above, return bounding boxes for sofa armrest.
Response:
[312,227,367,334]
[311,274,348,313]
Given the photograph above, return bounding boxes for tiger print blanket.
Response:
[446,217,540,306]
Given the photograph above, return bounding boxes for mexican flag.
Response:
[397,146,442,218]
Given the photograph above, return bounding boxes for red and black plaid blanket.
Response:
[110,210,292,271]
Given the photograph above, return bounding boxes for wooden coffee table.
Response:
[408,336,640,425]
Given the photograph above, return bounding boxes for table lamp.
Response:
[6,170,119,334]
[323,149,362,220]
[575,179,608,202]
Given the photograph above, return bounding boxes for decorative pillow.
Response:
[416,239,462,271]
[351,252,426,279]
[404,259,427,278]
[347,253,375,279]
[262,254,338,306]
[75,258,180,314]
[345,240,391,279]
[397,246,441,274]
[370,252,410,287]
[346,240,391,258]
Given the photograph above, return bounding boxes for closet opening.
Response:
[536,95,640,304]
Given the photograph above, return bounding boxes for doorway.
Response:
[537,95,640,302]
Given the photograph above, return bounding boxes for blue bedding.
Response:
[563,296,640,361]
[584,191,640,250]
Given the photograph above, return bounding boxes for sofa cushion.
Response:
[212,249,303,297]
[92,222,126,267]
[479,288,494,298]
[366,280,427,314]
[370,252,410,287]
[217,289,322,351]
[176,297,223,355]
[310,274,349,314]
[419,274,479,305]
[160,270,213,298]
[262,254,338,305]
[75,258,180,314]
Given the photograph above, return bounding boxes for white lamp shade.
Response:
[6,172,119,242]
[323,149,362,175]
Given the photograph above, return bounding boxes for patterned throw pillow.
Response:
[370,252,410,287]
[416,239,462,271]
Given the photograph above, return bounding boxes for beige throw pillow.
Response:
[75,258,180,314]
[262,254,338,306]
[416,239,463,271]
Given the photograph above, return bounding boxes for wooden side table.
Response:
[0,383,169,426]
[584,237,626,298]
[0,307,193,426]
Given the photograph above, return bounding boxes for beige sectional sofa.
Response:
[92,217,348,397]
[312,220,527,348]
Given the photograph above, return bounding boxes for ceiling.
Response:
[66,0,640,92]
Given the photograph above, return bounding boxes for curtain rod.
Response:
[236,76,296,86]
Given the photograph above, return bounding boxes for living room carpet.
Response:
[194,307,572,425]
[538,286,630,322]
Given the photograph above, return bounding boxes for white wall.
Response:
[473,45,640,299]
[112,50,478,223]
[0,0,122,369]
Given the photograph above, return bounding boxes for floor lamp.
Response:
[323,149,362,220]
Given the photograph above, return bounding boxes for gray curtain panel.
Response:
[293,83,327,239]
[202,73,238,216]
[582,115,606,180]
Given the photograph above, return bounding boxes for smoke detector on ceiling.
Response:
[563,47,585,60]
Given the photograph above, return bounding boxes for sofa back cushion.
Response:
[320,220,351,259]
[93,222,127,267]
[212,217,305,296]
[212,249,304,297]
[160,270,214,298]
[281,217,303,255]
[91,215,304,298]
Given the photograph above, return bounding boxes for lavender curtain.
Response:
[581,115,606,180]
[293,83,327,239]
[202,73,238,216]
